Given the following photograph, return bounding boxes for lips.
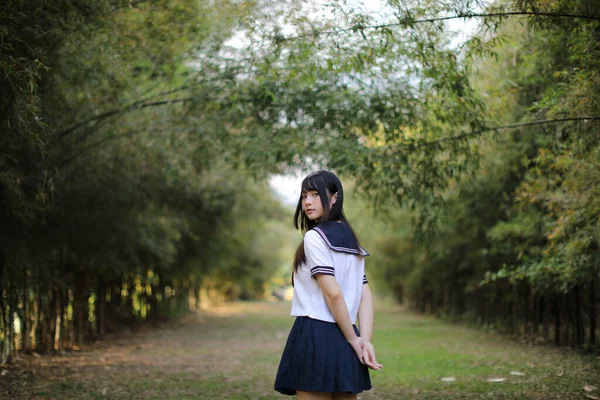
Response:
[306,209,314,213]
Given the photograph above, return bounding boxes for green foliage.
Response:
[0,0,296,361]
[369,0,599,348]
[481,9,600,294]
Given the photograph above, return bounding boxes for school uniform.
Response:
[274,221,372,396]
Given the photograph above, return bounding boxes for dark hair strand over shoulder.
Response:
[292,170,362,277]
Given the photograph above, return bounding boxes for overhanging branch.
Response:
[57,98,193,139]
[275,11,600,42]
[492,117,600,130]
[413,116,600,147]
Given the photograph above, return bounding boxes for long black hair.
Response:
[292,170,362,273]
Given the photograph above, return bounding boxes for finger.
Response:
[365,357,381,370]
[369,354,382,370]
[363,358,377,369]
[354,347,365,364]
[365,349,375,363]
[365,359,382,370]
[361,350,377,369]
[364,351,382,370]
[369,355,383,370]
[368,349,380,365]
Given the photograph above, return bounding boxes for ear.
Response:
[331,192,338,205]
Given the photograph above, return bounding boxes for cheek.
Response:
[316,198,324,209]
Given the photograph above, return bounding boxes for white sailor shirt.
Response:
[290,221,369,325]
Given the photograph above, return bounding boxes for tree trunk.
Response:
[10,287,17,360]
[97,282,105,337]
[0,253,7,364]
[22,282,30,353]
[484,288,489,327]
[511,284,517,334]
[1,277,14,364]
[75,305,83,348]
[188,286,196,311]
[148,283,159,320]
[63,297,74,350]
[47,289,58,353]
[36,290,49,353]
[42,291,52,353]
[531,293,538,340]
[0,293,10,365]
[541,296,549,342]
[522,287,528,340]
[105,283,119,333]
[54,289,62,351]
[590,281,597,346]
[74,277,87,347]
[574,286,584,347]
[34,285,42,352]
[554,297,561,346]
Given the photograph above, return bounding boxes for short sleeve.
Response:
[304,230,335,278]
[363,274,368,284]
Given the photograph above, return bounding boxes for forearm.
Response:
[323,291,358,342]
[358,284,374,342]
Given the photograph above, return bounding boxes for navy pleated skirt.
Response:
[274,316,372,396]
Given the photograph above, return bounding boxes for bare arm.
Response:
[315,274,364,362]
[358,283,383,370]
[358,283,374,342]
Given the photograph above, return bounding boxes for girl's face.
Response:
[301,189,337,221]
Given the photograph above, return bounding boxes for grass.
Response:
[368,305,599,399]
[2,300,599,399]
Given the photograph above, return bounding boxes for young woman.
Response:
[274,170,382,400]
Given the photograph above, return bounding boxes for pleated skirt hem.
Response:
[274,316,372,396]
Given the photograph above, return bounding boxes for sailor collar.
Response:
[312,221,369,256]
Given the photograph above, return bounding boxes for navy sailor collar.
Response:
[311,221,369,256]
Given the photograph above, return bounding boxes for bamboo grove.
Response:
[0,0,298,363]
[364,1,600,349]
[1,0,599,364]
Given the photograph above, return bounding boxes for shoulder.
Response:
[304,229,328,248]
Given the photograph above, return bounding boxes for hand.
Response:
[362,341,383,370]
[348,336,365,364]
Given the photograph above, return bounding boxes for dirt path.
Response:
[2,302,292,399]
[2,301,599,399]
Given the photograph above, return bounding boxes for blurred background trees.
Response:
[1,0,293,362]
[369,0,600,348]
[1,0,598,363]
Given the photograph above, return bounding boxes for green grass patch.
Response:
[367,305,600,399]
